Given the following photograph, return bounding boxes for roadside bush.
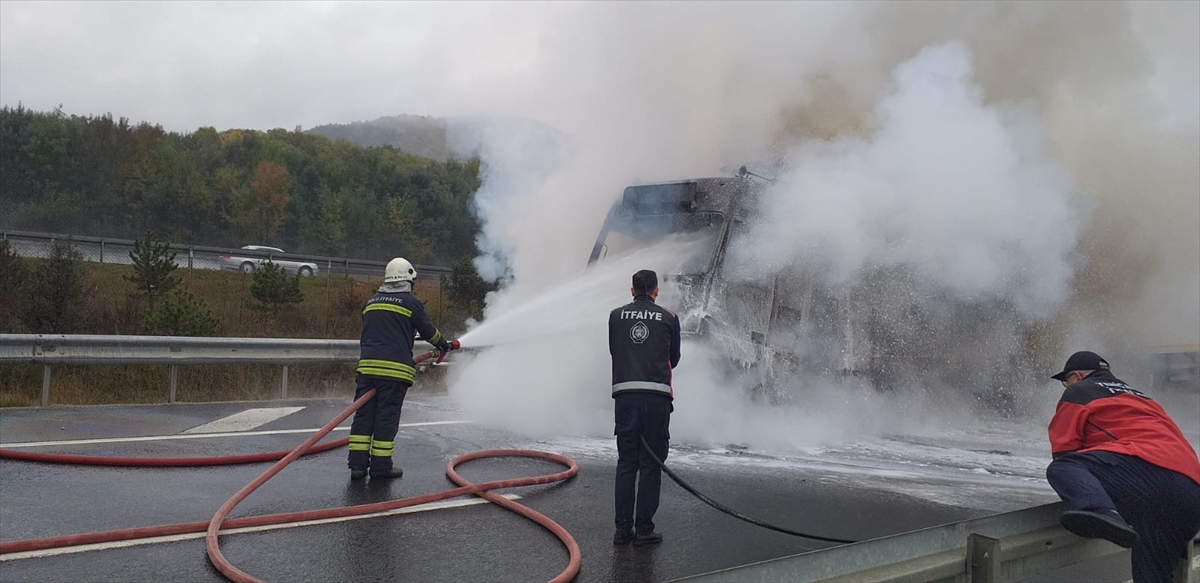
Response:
[441,259,496,324]
[140,289,220,336]
[22,240,87,333]
[0,240,29,332]
[249,261,304,311]
[334,279,375,314]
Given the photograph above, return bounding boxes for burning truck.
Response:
[587,167,1059,406]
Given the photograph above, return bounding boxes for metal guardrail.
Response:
[0,228,453,280]
[0,334,433,406]
[672,501,1199,583]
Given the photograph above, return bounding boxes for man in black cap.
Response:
[608,269,681,547]
[1046,350,1200,583]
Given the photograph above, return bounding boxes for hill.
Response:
[308,114,453,161]
[307,114,571,165]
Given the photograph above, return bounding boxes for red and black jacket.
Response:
[1048,369,1200,485]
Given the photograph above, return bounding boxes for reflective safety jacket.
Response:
[357,291,447,384]
[1049,370,1200,485]
[608,294,681,399]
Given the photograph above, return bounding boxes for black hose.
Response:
[640,435,858,545]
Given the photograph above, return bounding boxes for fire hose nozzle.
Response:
[436,339,461,364]
[414,339,461,366]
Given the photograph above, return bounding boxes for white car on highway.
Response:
[218,245,319,277]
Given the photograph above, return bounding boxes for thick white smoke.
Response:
[731,42,1081,320]
[441,2,1198,449]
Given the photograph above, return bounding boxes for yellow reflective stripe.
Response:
[349,443,370,451]
[349,435,371,443]
[357,359,415,373]
[356,359,415,380]
[363,303,412,317]
[372,441,394,449]
[427,330,442,344]
[356,367,415,381]
[369,448,391,456]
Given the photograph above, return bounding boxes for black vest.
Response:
[608,295,681,398]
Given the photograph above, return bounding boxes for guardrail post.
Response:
[169,365,178,403]
[188,246,194,270]
[968,533,1000,583]
[281,365,289,399]
[99,240,105,263]
[1175,538,1197,583]
[41,365,51,406]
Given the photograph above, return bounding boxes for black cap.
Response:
[1051,351,1110,381]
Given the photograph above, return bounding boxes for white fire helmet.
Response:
[384,257,417,283]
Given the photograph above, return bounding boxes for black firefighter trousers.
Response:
[614,392,673,535]
[347,374,410,476]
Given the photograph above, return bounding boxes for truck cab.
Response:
[588,170,1041,403]
[587,173,875,398]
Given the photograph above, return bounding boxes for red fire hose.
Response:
[0,343,582,583]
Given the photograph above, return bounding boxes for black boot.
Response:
[349,468,368,480]
[633,531,663,546]
[369,467,404,480]
[1060,510,1138,548]
[613,528,634,545]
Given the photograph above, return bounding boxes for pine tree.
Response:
[23,240,86,333]
[140,289,219,336]
[250,261,304,312]
[0,240,30,332]
[125,230,180,309]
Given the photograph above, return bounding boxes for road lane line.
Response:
[0,494,521,561]
[182,407,306,434]
[0,420,473,448]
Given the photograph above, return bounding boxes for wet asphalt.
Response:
[0,391,1114,583]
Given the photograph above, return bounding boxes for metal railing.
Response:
[1,229,453,280]
[672,501,1199,583]
[0,334,433,406]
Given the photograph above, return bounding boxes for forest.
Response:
[0,105,483,265]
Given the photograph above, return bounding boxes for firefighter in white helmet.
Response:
[347,257,455,480]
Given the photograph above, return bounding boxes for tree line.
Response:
[0,105,483,265]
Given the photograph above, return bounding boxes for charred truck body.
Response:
[588,171,1047,405]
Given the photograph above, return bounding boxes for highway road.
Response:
[0,388,1139,583]
[2,233,451,280]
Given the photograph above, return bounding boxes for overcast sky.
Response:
[0,1,565,131]
[2,1,1197,134]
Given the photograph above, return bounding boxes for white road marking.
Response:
[0,494,521,561]
[182,407,306,434]
[0,420,473,448]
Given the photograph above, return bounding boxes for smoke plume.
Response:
[443,1,1198,448]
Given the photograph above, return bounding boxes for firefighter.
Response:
[348,257,454,480]
[1046,351,1200,583]
[608,269,681,546]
